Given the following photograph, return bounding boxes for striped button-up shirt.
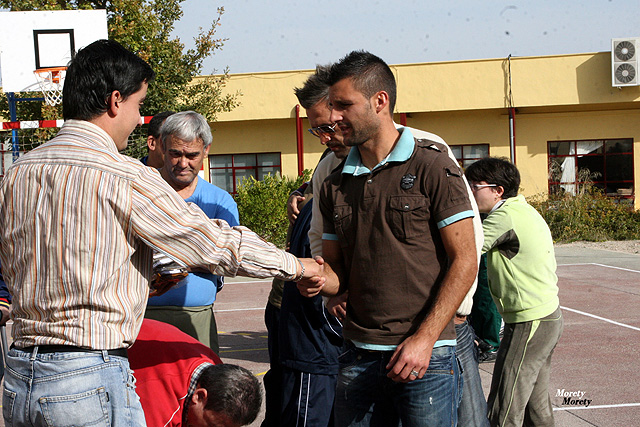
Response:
[0,120,298,349]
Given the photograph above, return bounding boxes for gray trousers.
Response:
[488,307,563,427]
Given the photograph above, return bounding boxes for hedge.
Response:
[235,170,312,249]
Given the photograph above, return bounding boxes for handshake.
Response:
[294,256,330,298]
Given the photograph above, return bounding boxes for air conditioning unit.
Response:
[612,38,639,87]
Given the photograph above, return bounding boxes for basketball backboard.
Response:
[0,10,108,93]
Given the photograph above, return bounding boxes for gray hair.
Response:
[160,111,213,149]
[294,65,331,109]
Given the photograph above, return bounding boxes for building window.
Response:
[449,144,489,168]
[209,152,281,194]
[548,139,634,199]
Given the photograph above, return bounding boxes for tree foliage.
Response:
[0,0,240,156]
[235,170,312,249]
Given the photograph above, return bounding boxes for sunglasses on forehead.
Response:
[308,123,338,138]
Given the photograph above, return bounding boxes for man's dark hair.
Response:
[328,50,397,113]
[199,364,262,425]
[294,65,331,109]
[63,39,155,121]
[148,111,175,138]
[464,157,521,199]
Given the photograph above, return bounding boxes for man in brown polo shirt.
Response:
[300,51,478,426]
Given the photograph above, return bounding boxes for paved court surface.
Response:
[0,244,638,426]
[214,245,640,427]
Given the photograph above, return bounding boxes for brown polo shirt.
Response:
[319,130,474,346]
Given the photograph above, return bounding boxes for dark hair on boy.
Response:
[327,50,397,113]
[63,39,155,121]
[199,364,262,425]
[294,65,331,109]
[464,157,521,199]
[147,111,175,139]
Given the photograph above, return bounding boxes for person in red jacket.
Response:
[129,319,262,427]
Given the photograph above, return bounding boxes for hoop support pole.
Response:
[5,92,48,161]
[8,92,18,162]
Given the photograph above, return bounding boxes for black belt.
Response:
[14,344,128,358]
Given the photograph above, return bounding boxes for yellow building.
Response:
[205,52,639,209]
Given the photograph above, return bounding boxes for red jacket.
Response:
[129,319,222,427]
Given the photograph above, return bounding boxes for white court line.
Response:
[554,403,640,411]
[560,306,640,332]
[557,262,640,332]
[558,262,640,273]
[215,307,264,312]
[557,263,594,267]
[590,263,640,274]
[557,262,640,274]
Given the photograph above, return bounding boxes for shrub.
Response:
[235,170,312,249]
[529,186,640,242]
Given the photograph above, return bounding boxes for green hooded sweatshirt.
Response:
[482,195,559,323]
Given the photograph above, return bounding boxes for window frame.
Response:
[208,152,282,194]
[449,143,490,168]
[547,138,634,200]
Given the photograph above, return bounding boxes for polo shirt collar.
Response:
[342,127,416,176]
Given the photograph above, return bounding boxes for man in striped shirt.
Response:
[0,39,323,427]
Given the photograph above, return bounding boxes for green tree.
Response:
[235,170,312,249]
[0,0,239,157]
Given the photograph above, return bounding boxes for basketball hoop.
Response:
[33,66,67,106]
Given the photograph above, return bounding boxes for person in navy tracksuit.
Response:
[0,260,11,326]
[278,200,343,427]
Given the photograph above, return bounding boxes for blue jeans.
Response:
[3,347,146,427]
[334,343,462,427]
[455,320,490,427]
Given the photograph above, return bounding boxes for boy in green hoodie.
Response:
[465,157,563,427]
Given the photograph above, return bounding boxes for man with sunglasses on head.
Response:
[262,65,349,427]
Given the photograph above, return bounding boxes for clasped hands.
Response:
[295,256,326,297]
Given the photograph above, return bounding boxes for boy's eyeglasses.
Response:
[471,184,497,191]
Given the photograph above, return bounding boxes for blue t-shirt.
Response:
[0,259,11,305]
[148,177,239,307]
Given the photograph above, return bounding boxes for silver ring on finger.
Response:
[410,369,420,377]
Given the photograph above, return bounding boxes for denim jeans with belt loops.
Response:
[455,320,490,427]
[334,343,462,427]
[2,346,146,427]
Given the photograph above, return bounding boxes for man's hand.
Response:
[296,257,325,297]
[385,332,434,383]
[149,272,187,298]
[287,193,305,224]
[0,305,10,326]
[326,292,348,320]
[384,218,477,383]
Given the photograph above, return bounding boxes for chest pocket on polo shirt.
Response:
[387,196,429,241]
[332,204,354,248]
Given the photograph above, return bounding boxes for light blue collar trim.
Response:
[341,128,416,176]
[436,210,475,229]
[351,338,457,351]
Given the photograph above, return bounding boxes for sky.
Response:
[173,0,640,75]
